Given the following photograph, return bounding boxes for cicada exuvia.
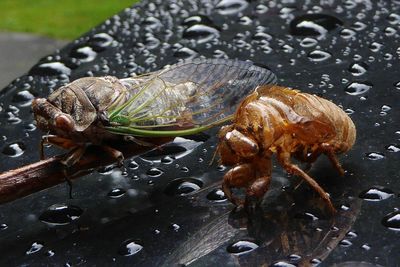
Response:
[217,85,356,213]
[32,58,276,167]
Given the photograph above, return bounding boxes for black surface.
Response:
[0,0,399,266]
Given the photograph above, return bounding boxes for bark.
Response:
[0,138,172,204]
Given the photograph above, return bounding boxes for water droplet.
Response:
[39,204,83,226]
[170,223,180,232]
[2,142,25,157]
[271,262,296,267]
[381,105,391,112]
[97,164,115,175]
[298,212,320,221]
[128,160,139,170]
[341,204,350,211]
[382,211,400,231]
[164,178,203,196]
[118,239,143,256]
[26,242,44,255]
[384,27,397,36]
[310,258,322,265]
[386,144,400,152]
[6,112,21,124]
[182,15,215,27]
[348,62,368,76]
[173,47,198,59]
[29,62,71,76]
[252,32,273,42]
[351,21,367,31]
[161,156,174,164]
[215,0,249,15]
[108,188,126,198]
[180,166,189,172]
[87,33,114,51]
[394,81,400,90]
[339,239,353,247]
[146,168,164,177]
[183,25,220,44]
[12,90,35,106]
[239,16,252,26]
[226,240,259,255]
[365,152,385,160]
[361,244,371,250]
[0,223,8,230]
[300,37,318,47]
[359,186,394,201]
[340,28,356,39]
[346,231,358,238]
[387,13,400,24]
[308,50,332,62]
[370,42,383,52]
[45,250,55,257]
[217,165,227,171]
[70,46,97,62]
[345,81,372,95]
[206,188,227,202]
[24,123,36,131]
[290,14,343,37]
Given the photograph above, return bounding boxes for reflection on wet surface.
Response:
[0,0,399,266]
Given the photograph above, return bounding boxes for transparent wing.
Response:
[106,58,277,137]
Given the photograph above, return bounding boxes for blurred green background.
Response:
[0,0,140,40]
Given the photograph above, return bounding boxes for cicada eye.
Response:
[55,114,74,132]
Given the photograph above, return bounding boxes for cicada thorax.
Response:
[33,76,129,143]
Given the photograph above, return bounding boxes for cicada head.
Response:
[217,125,259,165]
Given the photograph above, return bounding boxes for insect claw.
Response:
[62,168,74,199]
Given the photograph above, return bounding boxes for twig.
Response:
[0,138,172,205]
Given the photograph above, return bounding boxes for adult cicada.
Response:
[32,58,276,167]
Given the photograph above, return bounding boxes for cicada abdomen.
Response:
[32,58,276,166]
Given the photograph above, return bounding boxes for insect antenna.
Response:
[209,143,221,166]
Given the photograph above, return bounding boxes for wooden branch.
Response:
[0,138,173,205]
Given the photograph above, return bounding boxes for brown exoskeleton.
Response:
[218,85,356,213]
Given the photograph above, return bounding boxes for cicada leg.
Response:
[40,135,79,160]
[244,176,272,211]
[277,150,337,214]
[60,145,87,167]
[245,157,272,207]
[321,143,345,176]
[60,145,87,199]
[100,145,125,168]
[222,163,256,206]
[293,146,321,173]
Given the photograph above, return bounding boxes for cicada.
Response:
[218,85,356,214]
[32,58,276,167]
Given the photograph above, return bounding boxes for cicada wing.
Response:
[107,58,277,137]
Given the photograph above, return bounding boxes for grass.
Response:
[0,0,140,40]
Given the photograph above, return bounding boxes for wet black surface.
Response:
[0,0,399,266]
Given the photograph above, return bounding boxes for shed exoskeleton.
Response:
[218,85,356,213]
